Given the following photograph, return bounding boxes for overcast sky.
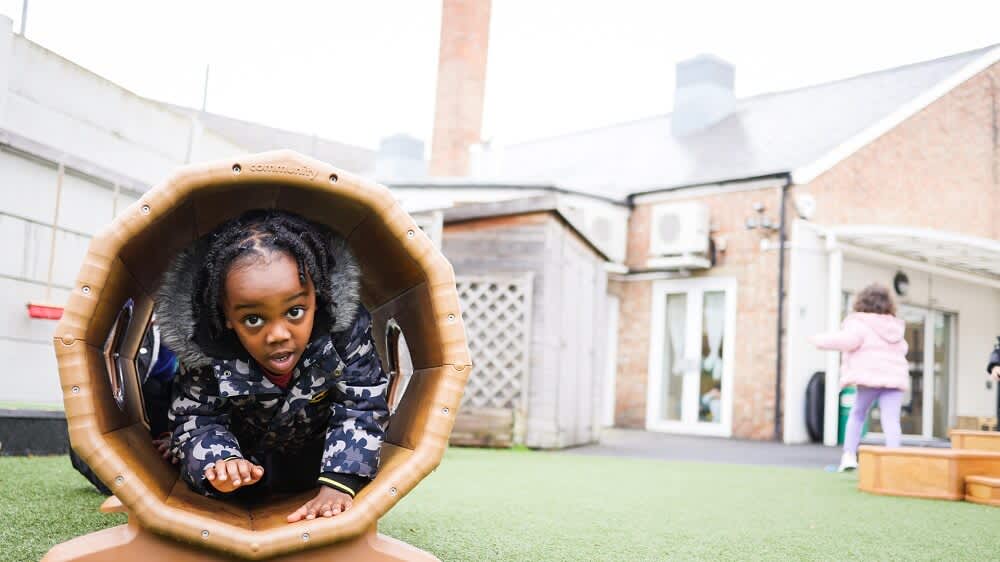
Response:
[2,1,999,151]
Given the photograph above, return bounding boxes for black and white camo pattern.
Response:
[169,309,388,495]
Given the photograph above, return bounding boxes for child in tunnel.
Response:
[156,209,389,523]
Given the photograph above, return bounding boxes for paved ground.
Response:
[562,429,837,468]
[560,428,950,469]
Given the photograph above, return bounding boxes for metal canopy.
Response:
[833,225,1000,281]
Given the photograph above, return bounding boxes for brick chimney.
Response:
[428,0,492,177]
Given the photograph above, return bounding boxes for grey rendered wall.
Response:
[0,148,140,405]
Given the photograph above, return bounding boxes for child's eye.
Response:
[286,307,305,320]
[242,315,264,328]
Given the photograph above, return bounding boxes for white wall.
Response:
[0,19,247,187]
[0,18,252,407]
[0,16,11,125]
[0,149,131,406]
[602,295,620,427]
[783,220,830,443]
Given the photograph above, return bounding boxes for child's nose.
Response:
[266,323,292,344]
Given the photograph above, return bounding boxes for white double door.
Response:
[646,277,737,436]
[867,304,954,439]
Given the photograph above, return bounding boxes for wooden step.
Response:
[949,429,1000,452]
[965,475,1000,507]
[858,446,1000,501]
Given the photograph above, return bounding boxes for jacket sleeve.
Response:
[317,307,389,497]
[169,366,244,496]
[988,342,1000,373]
[810,321,864,352]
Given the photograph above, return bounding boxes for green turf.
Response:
[1,449,994,561]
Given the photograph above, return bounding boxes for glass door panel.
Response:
[698,291,726,423]
[869,306,925,436]
[932,313,953,438]
[866,306,955,439]
[660,293,687,422]
[900,307,926,436]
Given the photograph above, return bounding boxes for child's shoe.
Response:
[838,451,858,472]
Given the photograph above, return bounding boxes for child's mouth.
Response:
[267,351,295,372]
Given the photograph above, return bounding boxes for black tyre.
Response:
[805,371,825,443]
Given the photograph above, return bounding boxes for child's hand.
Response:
[991,366,1000,382]
[286,486,353,523]
[152,433,177,465]
[204,458,264,493]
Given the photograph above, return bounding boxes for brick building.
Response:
[422,6,1000,444]
[7,0,997,448]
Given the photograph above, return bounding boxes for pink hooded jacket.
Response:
[811,312,910,390]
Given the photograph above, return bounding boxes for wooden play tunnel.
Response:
[44,151,471,561]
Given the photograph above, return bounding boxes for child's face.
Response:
[222,250,317,375]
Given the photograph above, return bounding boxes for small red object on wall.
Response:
[27,302,64,320]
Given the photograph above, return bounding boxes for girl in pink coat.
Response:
[810,284,909,472]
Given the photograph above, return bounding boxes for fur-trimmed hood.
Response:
[154,232,362,371]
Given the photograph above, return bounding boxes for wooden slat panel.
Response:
[449,406,515,448]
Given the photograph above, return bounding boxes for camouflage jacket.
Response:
[156,230,388,497]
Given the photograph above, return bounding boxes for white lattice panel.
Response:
[457,274,533,410]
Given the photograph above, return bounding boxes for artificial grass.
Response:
[0,455,126,561]
[1,449,994,561]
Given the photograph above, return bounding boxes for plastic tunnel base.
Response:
[42,519,438,562]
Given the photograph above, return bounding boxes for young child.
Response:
[810,284,909,472]
[987,337,1000,382]
[157,209,388,523]
[986,338,1000,428]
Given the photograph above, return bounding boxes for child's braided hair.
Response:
[191,209,337,357]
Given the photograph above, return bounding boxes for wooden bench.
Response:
[949,429,1000,452]
[858,446,1000,501]
[965,475,1000,507]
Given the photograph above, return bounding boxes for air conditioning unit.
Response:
[648,202,712,269]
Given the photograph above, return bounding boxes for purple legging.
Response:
[844,386,904,454]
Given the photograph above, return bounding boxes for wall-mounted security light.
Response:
[893,271,910,297]
[794,193,817,220]
[745,202,778,232]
